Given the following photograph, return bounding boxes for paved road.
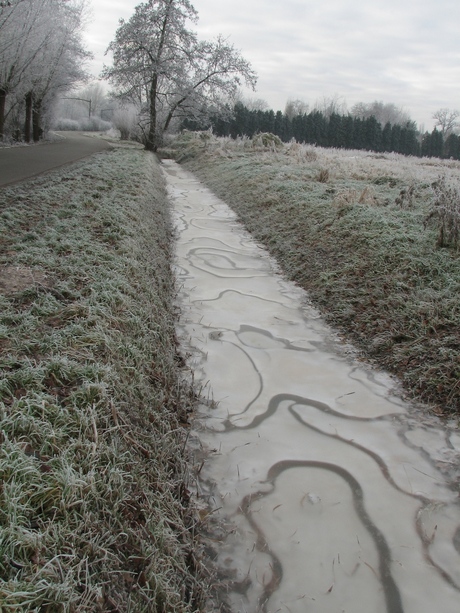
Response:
[0,132,113,188]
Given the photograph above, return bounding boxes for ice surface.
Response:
[163,159,460,613]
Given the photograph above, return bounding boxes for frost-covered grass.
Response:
[0,148,203,611]
[167,132,460,415]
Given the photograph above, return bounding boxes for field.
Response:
[166,132,460,416]
[0,146,203,611]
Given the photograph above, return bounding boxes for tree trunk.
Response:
[145,74,158,151]
[145,3,172,152]
[0,88,7,140]
[32,97,42,142]
[24,91,33,142]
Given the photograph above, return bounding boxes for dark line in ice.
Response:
[190,250,245,271]
[183,236,251,253]
[263,460,405,613]
[215,338,264,418]
[222,392,394,432]
[196,289,288,308]
[239,489,283,613]
[414,511,460,591]
[190,217,235,227]
[236,324,315,353]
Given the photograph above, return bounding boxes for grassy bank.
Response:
[0,147,202,611]
[166,133,460,415]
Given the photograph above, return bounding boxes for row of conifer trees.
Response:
[183,102,460,160]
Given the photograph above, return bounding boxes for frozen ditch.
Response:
[161,159,460,613]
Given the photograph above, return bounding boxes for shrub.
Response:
[394,183,416,208]
[425,176,460,248]
[251,132,283,149]
[52,117,81,131]
[52,116,112,132]
[112,105,140,140]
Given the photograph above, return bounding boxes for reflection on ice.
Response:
[163,159,460,613]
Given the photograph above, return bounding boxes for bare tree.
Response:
[284,98,309,120]
[236,95,268,111]
[432,108,459,136]
[314,94,347,118]
[102,0,257,151]
[73,81,108,117]
[350,101,412,126]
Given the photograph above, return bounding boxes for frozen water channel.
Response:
[161,160,460,613]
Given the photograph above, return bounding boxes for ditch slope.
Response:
[0,147,202,611]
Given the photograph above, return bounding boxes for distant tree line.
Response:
[183,102,460,160]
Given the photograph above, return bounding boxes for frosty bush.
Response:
[425,176,460,249]
[252,132,283,149]
[53,116,112,131]
[112,105,140,140]
[52,118,81,130]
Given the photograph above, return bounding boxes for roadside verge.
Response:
[0,147,202,611]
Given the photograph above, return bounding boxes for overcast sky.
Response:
[84,0,460,130]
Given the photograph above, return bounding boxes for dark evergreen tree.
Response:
[399,121,419,156]
[274,110,284,139]
[328,113,344,147]
[230,102,250,137]
[364,116,382,151]
[421,129,444,158]
[430,128,444,158]
[260,109,275,133]
[444,133,460,159]
[381,122,392,151]
[352,117,364,149]
[309,111,327,146]
[421,131,432,157]
[291,113,307,142]
[342,115,354,149]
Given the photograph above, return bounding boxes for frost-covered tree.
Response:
[432,108,459,136]
[102,0,257,151]
[350,101,412,127]
[233,92,268,112]
[76,82,108,117]
[25,1,89,141]
[0,0,89,140]
[314,94,347,119]
[112,103,140,140]
[284,98,309,120]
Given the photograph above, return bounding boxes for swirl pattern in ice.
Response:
[162,160,460,613]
